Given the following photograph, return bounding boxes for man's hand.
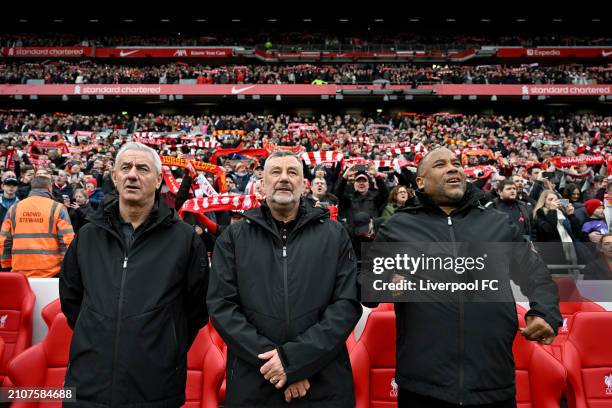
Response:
[342,164,356,180]
[258,349,287,388]
[521,316,556,345]
[589,231,603,243]
[284,379,310,403]
[369,166,379,179]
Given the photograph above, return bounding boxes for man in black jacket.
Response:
[208,150,361,407]
[488,179,533,241]
[334,163,388,225]
[376,147,561,408]
[59,142,209,408]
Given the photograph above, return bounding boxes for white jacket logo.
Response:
[605,374,612,395]
[390,377,398,397]
[0,314,7,328]
[174,49,188,57]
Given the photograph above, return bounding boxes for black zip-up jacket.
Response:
[207,203,362,407]
[59,197,209,408]
[375,184,562,405]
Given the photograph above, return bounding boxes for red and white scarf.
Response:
[301,151,344,166]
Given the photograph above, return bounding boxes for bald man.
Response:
[375,148,561,407]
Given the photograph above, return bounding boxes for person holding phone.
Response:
[334,163,388,225]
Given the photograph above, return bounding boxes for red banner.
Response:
[2,47,93,58]
[497,48,612,59]
[95,47,233,58]
[550,155,605,168]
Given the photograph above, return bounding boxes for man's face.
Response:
[93,160,104,171]
[530,168,542,181]
[600,236,612,259]
[75,192,88,206]
[354,177,369,194]
[262,156,304,208]
[254,169,264,179]
[512,176,525,192]
[56,172,67,185]
[2,183,17,197]
[416,149,467,207]
[312,178,327,196]
[23,170,34,184]
[594,206,605,219]
[499,184,517,201]
[226,178,236,191]
[112,150,162,205]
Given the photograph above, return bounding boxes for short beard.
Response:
[270,192,299,205]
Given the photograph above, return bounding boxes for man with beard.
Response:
[375,147,561,408]
[208,150,361,407]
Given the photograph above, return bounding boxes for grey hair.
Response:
[264,150,303,174]
[115,142,162,174]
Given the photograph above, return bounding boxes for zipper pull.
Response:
[447,216,452,226]
[123,257,128,268]
[282,246,287,258]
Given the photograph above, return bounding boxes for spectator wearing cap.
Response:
[0,173,20,221]
[581,199,608,243]
[84,177,104,209]
[334,163,389,225]
[244,163,264,195]
[231,162,250,193]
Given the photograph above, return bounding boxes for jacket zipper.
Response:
[110,255,128,407]
[282,245,290,337]
[448,216,463,406]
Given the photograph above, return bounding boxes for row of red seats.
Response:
[1,273,611,407]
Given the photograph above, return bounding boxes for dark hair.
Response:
[527,166,542,175]
[497,179,516,192]
[562,183,582,201]
[30,175,52,190]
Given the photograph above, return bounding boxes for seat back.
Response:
[6,313,72,408]
[41,298,62,329]
[350,310,397,408]
[513,324,567,408]
[562,312,612,408]
[0,273,36,381]
[183,324,225,408]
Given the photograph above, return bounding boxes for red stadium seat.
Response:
[349,310,397,408]
[206,323,228,404]
[41,298,62,329]
[562,312,612,408]
[6,313,72,408]
[183,324,225,408]
[540,278,607,362]
[513,318,567,408]
[0,273,36,385]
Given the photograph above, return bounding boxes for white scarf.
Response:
[555,209,577,264]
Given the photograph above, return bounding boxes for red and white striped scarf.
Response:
[179,194,260,216]
[301,151,344,166]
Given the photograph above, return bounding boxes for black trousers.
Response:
[398,389,516,408]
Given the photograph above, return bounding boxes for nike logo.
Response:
[119,50,140,57]
[231,85,256,94]
[602,51,612,57]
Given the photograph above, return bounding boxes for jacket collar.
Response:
[398,183,487,216]
[244,199,328,237]
[28,189,54,200]
[90,193,176,235]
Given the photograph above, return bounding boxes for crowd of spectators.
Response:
[1,61,610,85]
[1,110,612,278]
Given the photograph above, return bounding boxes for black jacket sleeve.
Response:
[184,230,209,347]
[374,176,389,211]
[59,233,83,329]
[175,173,193,210]
[278,225,362,383]
[207,226,278,367]
[509,225,563,333]
[334,177,351,213]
